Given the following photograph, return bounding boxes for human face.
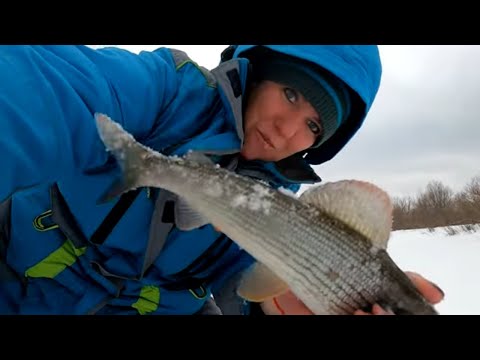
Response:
[240,80,323,162]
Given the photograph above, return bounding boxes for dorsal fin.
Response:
[299,180,393,249]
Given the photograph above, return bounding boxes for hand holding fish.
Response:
[260,271,444,315]
[355,271,445,315]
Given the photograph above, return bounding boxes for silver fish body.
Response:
[95,113,438,315]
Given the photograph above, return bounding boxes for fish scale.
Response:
[157,174,395,313]
[95,113,439,315]
[257,202,377,307]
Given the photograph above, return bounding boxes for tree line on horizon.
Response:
[392,175,480,231]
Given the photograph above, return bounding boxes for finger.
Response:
[371,303,394,315]
[354,304,394,315]
[277,292,315,315]
[405,271,445,304]
[353,309,372,315]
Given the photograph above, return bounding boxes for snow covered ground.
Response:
[388,225,480,315]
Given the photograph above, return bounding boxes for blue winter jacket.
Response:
[0,45,382,315]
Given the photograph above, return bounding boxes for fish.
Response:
[94,113,439,315]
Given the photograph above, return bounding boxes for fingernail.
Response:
[431,282,445,297]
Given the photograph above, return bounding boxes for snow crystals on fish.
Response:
[231,183,273,214]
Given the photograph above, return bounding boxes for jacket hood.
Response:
[229,45,382,165]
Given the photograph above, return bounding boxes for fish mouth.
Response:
[257,130,275,149]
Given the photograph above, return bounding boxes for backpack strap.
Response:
[49,183,176,278]
[0,197,25,285]
[0,196,28,314]
[90,188,142,245]
[0,198,12,265]
[50,184,178,313]
[140,189,176,278]
[50,183,141,248]
[50,184,90,248]
[48,184,171,313]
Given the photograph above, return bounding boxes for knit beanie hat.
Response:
[250,50,352,148]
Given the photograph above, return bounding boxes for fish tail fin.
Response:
[95,113,153,201]
[382,292,439,315]
[378,250,440,315]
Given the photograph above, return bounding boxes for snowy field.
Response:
[388,225,480,315]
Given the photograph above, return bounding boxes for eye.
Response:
[284,87,298,103]
[307,119,322,136]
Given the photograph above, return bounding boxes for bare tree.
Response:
[417,181,453,210]
[392,196,414,230]
[390,176,480,231]
[464,176,480,203]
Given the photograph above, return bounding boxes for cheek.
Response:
[244,108,260,135]
[292,131,315,152]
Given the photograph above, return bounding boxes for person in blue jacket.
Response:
[0,45,444,315]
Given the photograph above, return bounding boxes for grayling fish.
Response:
[95,113,438,315]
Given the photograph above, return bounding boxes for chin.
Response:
[240,149,255,161]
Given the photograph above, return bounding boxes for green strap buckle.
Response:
[33,210,59,232]
[189,285,207,299]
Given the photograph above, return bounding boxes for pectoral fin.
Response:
[237,262,289,302]
[175,196,211,231]
[184,151,215,165]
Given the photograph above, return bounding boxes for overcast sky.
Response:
[95,45,480,199]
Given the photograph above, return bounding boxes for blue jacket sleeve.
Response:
[0,45,179,201]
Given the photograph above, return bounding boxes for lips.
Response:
[257,130,275,149]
